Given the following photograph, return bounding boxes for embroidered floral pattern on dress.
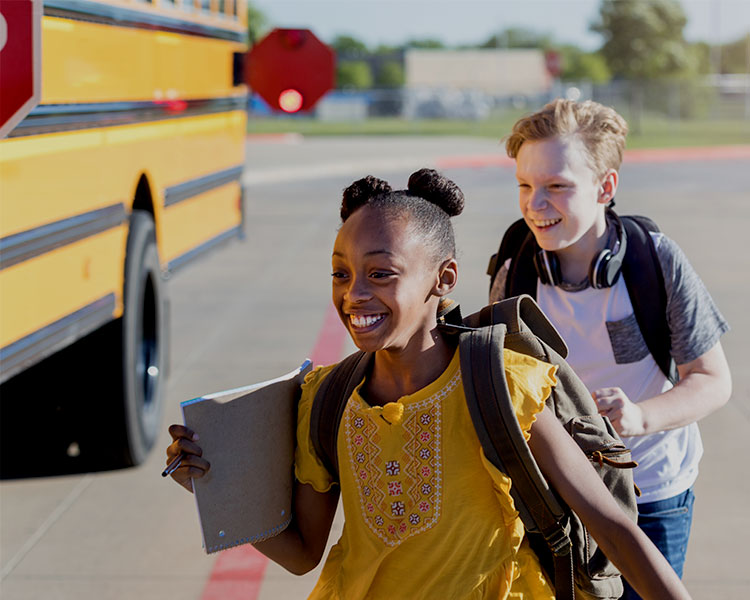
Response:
[344,371,458,547]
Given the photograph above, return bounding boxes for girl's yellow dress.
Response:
[295,348,557,600]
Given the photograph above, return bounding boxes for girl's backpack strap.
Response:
[310,351,373,482]
[457,317,575,600]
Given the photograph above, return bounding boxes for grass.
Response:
[247,110,750,149]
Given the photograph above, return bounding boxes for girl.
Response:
[167,169,691,599]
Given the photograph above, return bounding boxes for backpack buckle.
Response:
[542,525,572,557]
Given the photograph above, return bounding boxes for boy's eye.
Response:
[331,271,348,279]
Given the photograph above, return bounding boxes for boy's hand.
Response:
[166,424,210,493]
[592,387,646,437]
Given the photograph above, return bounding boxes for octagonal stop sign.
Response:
[0,0,42,138]
[246,29,335,113]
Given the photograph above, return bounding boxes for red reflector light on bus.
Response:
[278,89,303,113]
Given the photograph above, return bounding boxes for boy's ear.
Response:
[597,169,619,205]
[434,258,458,297]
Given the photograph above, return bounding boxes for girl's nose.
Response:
[344,275,372,303]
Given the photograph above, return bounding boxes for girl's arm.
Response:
[167,425,339,575]
[527,407,692,600]
[251,480,340,575]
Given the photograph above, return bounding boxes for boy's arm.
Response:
[594,340,731,437]
[251,480,340,575]
[528,406,691,600]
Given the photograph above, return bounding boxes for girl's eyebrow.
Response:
[331,249,393,258]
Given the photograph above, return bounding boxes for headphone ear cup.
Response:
[534,249,562,286]
[589,249,612,289]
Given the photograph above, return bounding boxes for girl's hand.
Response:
[166,424,210,493]
[592,387,646,437]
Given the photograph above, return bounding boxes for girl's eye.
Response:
[331,271,348,279]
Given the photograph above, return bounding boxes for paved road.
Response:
[1,137,748,599]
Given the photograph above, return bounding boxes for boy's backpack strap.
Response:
[620,215,677,383]
[310,351,374,481]
[458,318,575,600]
[487,218,538,299]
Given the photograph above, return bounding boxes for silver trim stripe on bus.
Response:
[0,204,128,271]
[0,294,116,384]
[8,97,247,138]
[44,0,248,43]
[163,165,244,207]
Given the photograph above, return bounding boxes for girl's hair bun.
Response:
[341,175,392,221]
[407,169,464,217]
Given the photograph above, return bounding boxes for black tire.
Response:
[118,210,167,466]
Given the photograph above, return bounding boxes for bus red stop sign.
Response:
[0,0,42,138]
[246,28,335,113]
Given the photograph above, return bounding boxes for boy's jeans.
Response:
[621,487,695,599]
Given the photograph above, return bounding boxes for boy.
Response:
[489,99,731,598]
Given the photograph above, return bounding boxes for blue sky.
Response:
[251,0,750,50]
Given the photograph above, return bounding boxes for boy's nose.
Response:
[528,189,548,210]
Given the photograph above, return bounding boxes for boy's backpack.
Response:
[310,295,639,600]
[486,211,677,384]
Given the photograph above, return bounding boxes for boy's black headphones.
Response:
[532,207,628,289]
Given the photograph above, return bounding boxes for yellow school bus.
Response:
[0,0,248,470]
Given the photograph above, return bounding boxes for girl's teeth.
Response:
[351,314,384,328]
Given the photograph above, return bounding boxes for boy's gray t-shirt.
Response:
[489,231,729,502]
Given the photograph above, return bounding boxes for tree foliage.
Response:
[591,0,697,79]
[405,38,446,49]
[479,27,553,49]
[719,34,750,73]
[332,35,370,58]
[246,1,270,45]
[375,61,405,88]
[559,46,611,83]
[337,61,374,89]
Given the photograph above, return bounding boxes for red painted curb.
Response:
[200,303,348,600]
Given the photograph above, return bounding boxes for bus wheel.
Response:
[119,210,167,466]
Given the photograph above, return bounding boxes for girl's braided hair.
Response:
[340,168,464,262]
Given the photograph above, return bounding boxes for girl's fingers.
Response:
[168,423,199,442]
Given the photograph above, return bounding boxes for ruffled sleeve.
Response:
[294,364,338,493]
[502,348,558,440]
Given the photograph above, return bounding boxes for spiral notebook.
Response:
[181,360,312,554]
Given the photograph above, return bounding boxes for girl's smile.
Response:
[349,312,387,331]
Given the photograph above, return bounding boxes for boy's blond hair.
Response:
[505,99,628,179]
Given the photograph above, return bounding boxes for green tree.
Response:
[337,61,374,89]
[405,38,446,49]
[375,61,405,88]
[480,27,553,49]
[591,0,696,79]
[719,34,750,73]
[559,46,611,83]
[332,35,369,58]
[247,1,269,45]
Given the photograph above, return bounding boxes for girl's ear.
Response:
[433,258,458,297]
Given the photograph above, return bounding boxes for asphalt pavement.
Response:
[1,136,748,599]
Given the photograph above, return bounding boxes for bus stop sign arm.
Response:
[245,28,335,113]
